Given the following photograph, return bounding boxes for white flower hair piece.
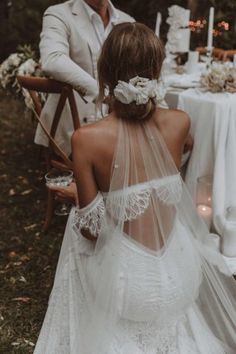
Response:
[113,76,165,105]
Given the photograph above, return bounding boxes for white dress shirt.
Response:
[82,1,119,52]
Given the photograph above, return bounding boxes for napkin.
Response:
[164,73,201,89]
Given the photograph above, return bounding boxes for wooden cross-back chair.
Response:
[195,47,225,61]
[17,76,81,230]
[222,50,236,62]
[196,48,236,62]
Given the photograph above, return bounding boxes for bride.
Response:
[34,23,236,353]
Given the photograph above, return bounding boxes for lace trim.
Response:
[151,174,183,205]
[72,175,182,236]
[107,189,151,222]
[72,193,105,238]
[107,174,182,221]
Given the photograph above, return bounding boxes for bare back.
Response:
[72,108,190,208]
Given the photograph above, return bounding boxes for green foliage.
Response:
[0,0,62,61]
[189,0,236,49]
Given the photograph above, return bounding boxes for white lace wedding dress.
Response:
[34,121,236,353]
[34,175,235,353]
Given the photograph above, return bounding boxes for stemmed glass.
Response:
[45,169,73,216]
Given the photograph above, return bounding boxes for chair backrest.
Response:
[195,47,225,60]
[222,50,236,62]
[195,47,236,62]
[17,76,81,170]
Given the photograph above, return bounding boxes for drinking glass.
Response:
[45,169,73,216]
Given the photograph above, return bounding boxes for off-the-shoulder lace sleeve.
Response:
[106,174,182,222]
[72,192,105,238]
[72,175,182,231]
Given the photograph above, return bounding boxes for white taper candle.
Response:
[197,204,212,229]
[207,7,214,50]
[155,12,162,37]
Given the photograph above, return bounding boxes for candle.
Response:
[155,12,162,37]
[222,222,236,257]
[233,54,236,68]
[207,7,214,50]
[186,51,199,74]
[197,204,212,229]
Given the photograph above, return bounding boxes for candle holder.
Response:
[196,175,213,229]
[206,47,213,69]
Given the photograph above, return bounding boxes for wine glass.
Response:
[45,169,73,216]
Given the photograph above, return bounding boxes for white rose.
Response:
[225,68,236,92]
[8,53,23,67]
[167,5,190,28]
[0,59,10,74]
[200,64,236,92]
[17,59,37,76]
[166,29,184,53]
[1,75,10,88]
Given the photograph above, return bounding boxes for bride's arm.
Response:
[47,181,79,205]
[183,133,193,153]
[71,128,100,241]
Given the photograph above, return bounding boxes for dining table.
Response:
[163,64,236,263]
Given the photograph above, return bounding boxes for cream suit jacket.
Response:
[34,0,134,155]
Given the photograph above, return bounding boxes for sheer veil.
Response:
[34,117,236,354]
[72,118,236,353]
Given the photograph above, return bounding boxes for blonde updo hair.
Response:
[98,22,165,121]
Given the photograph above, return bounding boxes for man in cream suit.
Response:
[34,0,134,156]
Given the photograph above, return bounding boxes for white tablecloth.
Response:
[166,88,236,259]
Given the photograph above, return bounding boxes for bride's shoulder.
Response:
[156,108,190,137]
[71,114,116,152]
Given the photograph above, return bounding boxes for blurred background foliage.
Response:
[0,0,236,61]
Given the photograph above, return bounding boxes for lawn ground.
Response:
[0,90,66,353]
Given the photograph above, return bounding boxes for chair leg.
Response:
[44,148,51,171]
[43,189,55,231]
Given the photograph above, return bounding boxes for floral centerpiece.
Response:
[201,63,236,93]
[165,5,191,55]
[0,45,44,108]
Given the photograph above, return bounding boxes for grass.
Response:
[0,90,66,353]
